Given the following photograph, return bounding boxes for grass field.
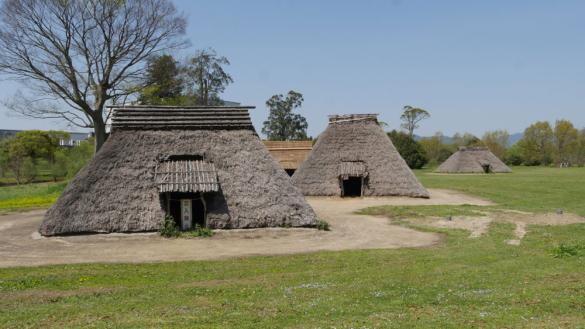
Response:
[0,182,66,213]
[1,167,585,328]
[419,166,585,216]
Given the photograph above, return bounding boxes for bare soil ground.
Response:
[0,189,490,268]
[418,211,585,245]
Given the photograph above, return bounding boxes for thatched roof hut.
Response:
[291,114,429,198]
[263,140,312,175]
[40,106,317,236]
[436,146,512,174]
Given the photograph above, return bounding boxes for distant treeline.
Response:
[390,119,585,169]
[0,130,94,185]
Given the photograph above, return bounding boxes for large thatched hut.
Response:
[40,106,317,236]
[263,140,312,176]
[436,146,512,173]
[291,114,429,198]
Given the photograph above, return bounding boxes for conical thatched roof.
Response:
[40,106,317,236]
[436,146,512,174]
[291,114,429,198]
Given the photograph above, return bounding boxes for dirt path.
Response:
[0,189,491,268]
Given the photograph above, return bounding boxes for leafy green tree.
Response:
[504,143,524,166]
[578,129,585,167]
[482,130,510,160]
[2,130,69,184]
[419,132,455,166]
[6,131,69,164]
[139,55,185,105]
[388,130,428,169]
[184,49,233,105]
[518,121,554,166]
[0,138,9,178]
[66,138,95,178]
[50,149,69,181]
[5,144,34,185]
[453,132,483,147]
[553,119,579,165]
[400,106,430,138]
[262,91,308,141]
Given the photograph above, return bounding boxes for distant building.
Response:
[263,140,313,176]
[58,132,93,147]
[0,129,92,147]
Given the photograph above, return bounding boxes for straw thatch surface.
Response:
[291,114,429,198]
[263,141,312,170]
[40,107,317,236]
[339,161,367,179]
[111,106,255,130]
[436,147,512,173]
[155,160,219,193]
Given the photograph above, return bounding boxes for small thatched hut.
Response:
[291,114,429,198]
[263,140,312,176]
[40,106,317,236]
[436,146,512,174]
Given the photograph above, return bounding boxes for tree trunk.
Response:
[93,117,107,153]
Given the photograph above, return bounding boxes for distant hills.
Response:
[414,132,523,146]
[509,133,523,145]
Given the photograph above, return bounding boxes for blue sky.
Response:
[1,0,584,138]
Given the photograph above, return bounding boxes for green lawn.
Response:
[0,182,66,213]
[418,166,585,216]
[2,167,585,328]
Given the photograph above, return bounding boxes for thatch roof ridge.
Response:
[111,106,255,131]
[292,116,429,198]
[328,114,378,124]
[459,146,489,151]
[108,105,255,109]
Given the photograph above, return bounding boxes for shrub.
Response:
[552,243,584,258]
[316,220,330,231]
[387,130,428,169]
[183,224,214,238]
[159,215,179,238]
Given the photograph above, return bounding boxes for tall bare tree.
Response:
[0,0,187,151]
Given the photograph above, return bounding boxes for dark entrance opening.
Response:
[166,192,206,229]
[285,169,295,176]
[481,164,492,174]
[341,176,363,197]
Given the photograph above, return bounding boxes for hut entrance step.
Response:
[166,192,206,230]
[341,176,363,197]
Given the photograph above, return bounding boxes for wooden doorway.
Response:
[341,176,363,197]
[166,192,207,229]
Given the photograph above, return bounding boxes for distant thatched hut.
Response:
[39,106,317,236]
[291,114,429,198]
[263,140,312,176]
[436,146,512,174]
